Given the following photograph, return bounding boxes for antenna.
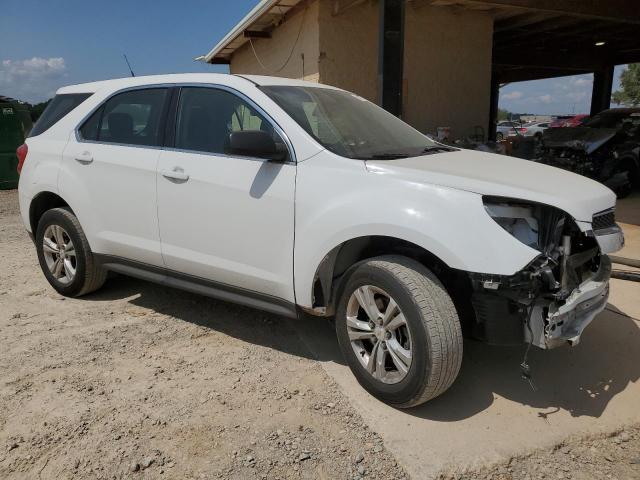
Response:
[123,54,135,77]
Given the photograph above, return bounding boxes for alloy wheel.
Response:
[42,224,77,285]
[346,285,413,384]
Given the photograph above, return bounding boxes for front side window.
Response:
[262,86,444,159]
[174,87,283,156]
[79,88,168,146]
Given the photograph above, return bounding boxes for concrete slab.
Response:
[617,191,640,227]
[294,278,640,479]
[617,192,640,261]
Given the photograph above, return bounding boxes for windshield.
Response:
[261,85,451,159]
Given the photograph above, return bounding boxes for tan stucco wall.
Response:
[230,0,320,82]
[228,0,493,140]
[403,3,493,139]
[317,0,379,102]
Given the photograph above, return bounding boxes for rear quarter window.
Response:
[28,93,92,137]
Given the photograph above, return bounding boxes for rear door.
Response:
[59,87,170,266]
[156,86,296,301]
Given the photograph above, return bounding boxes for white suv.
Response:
[18,74,624,407]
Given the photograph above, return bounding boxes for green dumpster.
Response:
[0,96,32,190]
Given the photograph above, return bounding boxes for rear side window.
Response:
[29,93,91,137]
[79,88,168,146]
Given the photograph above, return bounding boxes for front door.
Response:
[156,86,296,302]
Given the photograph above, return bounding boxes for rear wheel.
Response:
[36,208,107,297]
[335,255,462,408]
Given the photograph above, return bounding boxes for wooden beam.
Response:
[493,48,608,71]
[243,30,271,38]
[493,12,556,32]
[494,17,591,43]
[460,0,640,25]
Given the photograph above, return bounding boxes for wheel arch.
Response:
[29,191,73,235]
[306,235,474,325]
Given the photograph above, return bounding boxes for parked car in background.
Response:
[539,108,640,197]
[0,96,32,189]
[496,120,522,140]
[18,74,623,408]
[550,114,589,128]
[520,121,550,139]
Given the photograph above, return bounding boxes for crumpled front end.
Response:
[524,256,610,349]
[469,199,623,350]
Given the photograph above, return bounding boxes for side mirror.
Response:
[226,130,288,161]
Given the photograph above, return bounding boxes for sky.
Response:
[499,66,627,116]
[0,1,630,114]
[0,0,256,102]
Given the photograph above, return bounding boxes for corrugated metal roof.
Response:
[197,0,304,64]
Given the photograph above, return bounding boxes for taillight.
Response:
[518,128,527,134]
[16,143,28,174]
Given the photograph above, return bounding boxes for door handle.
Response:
[75,151,93,164]
[161,167,190,182]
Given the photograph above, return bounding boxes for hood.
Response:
[542,127,617,154]
[365,149,615,222]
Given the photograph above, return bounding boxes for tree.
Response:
[497,108,511,121]
[612,64,640,106]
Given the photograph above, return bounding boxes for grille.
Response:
[592,209,616,231]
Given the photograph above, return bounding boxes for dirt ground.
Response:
[1,188,639,480]
[0,188,407,479]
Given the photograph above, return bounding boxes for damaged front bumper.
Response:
[469,231,620,350]
[525,255,611,349]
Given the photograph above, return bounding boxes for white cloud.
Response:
[570,75,592,87]
[538,94,553,104]
[501,90,523,100]
[0,57,67,102]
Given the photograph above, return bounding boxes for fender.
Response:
[293,154,540,308]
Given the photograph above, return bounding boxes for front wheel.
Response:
[335,255,462,408]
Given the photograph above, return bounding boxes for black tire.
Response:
[335,255,462,408]
[496,132,504,141]
[35,207,107,297]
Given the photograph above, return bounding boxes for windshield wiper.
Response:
[355,153,410,160]
[357,146,455,160]
[421,145,455,154]
[368,153,410,159]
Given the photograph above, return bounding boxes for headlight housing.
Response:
[483,196,567,254]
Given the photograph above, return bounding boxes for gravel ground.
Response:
[2,188,639,480]
[0,188,407,479]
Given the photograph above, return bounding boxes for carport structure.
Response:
[487,0,640,137]
[199,0,640,141]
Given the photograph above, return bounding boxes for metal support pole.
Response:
[590,65,614,116]
[377,0,405,117]
[488,73,500,142]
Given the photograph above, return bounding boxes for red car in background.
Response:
[549,114,590,128]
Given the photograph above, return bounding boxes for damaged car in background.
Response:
[538,108,640,198]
